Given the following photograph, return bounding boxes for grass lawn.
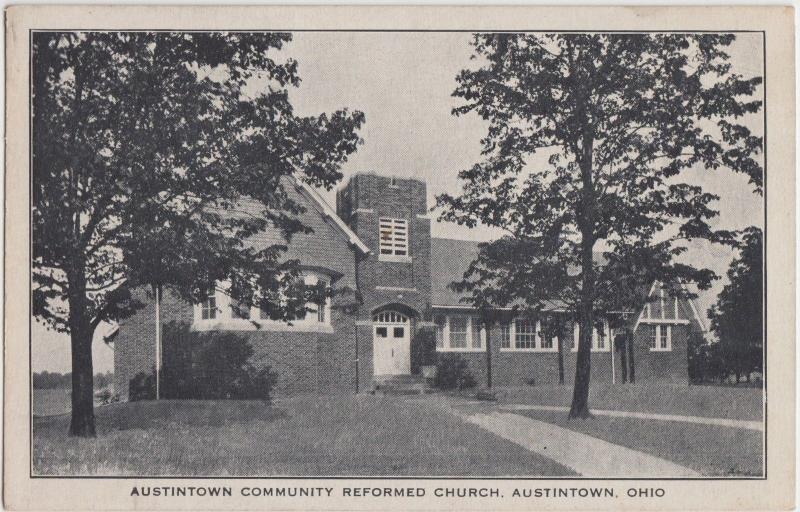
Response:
[33,395,576,477]
[33,388,73,417]
[498,383,764,421]
[516,409,763,477]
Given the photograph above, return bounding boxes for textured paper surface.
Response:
[4,5,795,510]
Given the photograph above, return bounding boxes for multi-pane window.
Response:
[201,289,217,320]
[449,316,469,349]
[541,332,555,350]
[306,276,329,324]
[436,315,484,351]
[231,298,250,320]
[649,325,672,351]
[659,326,669,349]
[471,318,483,349]
[500,323,511,349]
[514,320,537,350]
[595,327,606,350]
[435,316,446,349]
[571,320,610,352]
[379,218,409,257]
[499,320,558,351]
[195,273,330,328]
[573,321,580,351]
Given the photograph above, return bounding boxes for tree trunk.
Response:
[627,329,636,384]
[569,218,595,418]
[569,302,594,418]
[569,110,595,420]
[66,266,96,437]
[69,325,96,437]
[618,334,628,384]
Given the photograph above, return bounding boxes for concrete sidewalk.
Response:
[500,404,764,432]
[462,411,703,478]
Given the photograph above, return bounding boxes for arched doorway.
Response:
[372,310,410,375]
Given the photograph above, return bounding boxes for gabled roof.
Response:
[430,237,608,309]
[430,238,709,331]
[430,237,482,306]
[290,176,370,254]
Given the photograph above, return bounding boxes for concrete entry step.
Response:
[373,374,433,395]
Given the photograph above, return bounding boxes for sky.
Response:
[32,32,764,373]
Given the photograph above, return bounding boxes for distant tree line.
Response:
[34,371,113,390]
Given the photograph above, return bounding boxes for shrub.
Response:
[128,322,279,402]
[128,371,156,401]
[434,353,476,390]
[95,388,113,405]
[411,327,437,374]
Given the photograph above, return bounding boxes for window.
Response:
[594,326,604,350]
[541,332,555,350]
[573,321,579,351]
[592,321,611,352]
[500,323,511,349]
[449,316,468,348]
[571,321,610,352]
[201,289,217,320]
[500,319,558,351]
[306,276,329,324]
[674,296,681,319]
[379,218,409,257]
[436,315,484,351]
[374,311,408,324]
[194,272,331,331]
[394,327,405,337]
[435,315,445,349]
[514,320,536,350]
[659,288,666,319]
[376,327,388,337]
[471,318,483,349]
[231,298,250,320]
[649,325,672,351]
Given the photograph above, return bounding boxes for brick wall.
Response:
[338,173,432,321]
[433,320,692,389]
[114,288,360,400]
[114,178,363,400]
[113,287,189,400]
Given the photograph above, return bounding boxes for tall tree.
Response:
[438,33,762,418]
[708,227,764,382]
[32,32,364,436]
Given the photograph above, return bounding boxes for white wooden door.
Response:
[372,311,411,375]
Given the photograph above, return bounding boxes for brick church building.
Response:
[113,172,707,399]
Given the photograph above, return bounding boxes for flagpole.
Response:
[155,285,161,400]
[611,325,616,385]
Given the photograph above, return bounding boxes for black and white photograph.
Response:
[7,7,792,509]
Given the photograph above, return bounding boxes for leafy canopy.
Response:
[33,32,365,334]
[708,227,764,376]
[438,33,762,316]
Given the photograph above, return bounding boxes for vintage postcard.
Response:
[4,4,795,511]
